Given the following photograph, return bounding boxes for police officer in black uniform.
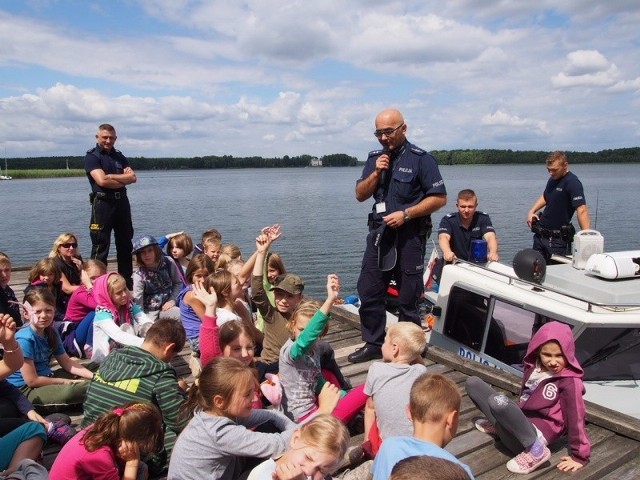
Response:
[527,151,590,262]
[349,109,447,363]
[438,189,499,263]
[84,124,137,289]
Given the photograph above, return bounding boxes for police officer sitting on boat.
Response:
[527,151,590,263]
[349,108,446,364]
[438,189,499,263]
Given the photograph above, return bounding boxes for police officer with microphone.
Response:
[349,109,447,363]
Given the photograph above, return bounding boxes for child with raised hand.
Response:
[247,414,350,480]
[372,373,475,479]
[363,321,427,457]
[91,272,153,364]
[195,271,257,370]
[195,277,265,409]
[177,254,216,351]
[251,227,300,379]
[50,401,164,480]
[466,321,590,474]
[7,289,94,412]
[279,274,367,423]
[254,251,287,333]
[168,357,297,480]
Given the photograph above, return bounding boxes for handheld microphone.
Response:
[380,147,390,185]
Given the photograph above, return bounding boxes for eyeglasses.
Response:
[61,243,78,249]
[374,123,404,138]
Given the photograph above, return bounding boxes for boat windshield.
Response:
[577,327,640,381]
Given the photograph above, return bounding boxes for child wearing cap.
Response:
[251,227,350,391]
[251,227,302,379]
[132,235,183,322]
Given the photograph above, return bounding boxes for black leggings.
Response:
[465,376,540,454]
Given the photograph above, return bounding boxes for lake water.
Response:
[1,163,638,298]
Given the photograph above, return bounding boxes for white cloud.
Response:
[1,2,640,158]
[551,50,621,88]
[481,110,549,134]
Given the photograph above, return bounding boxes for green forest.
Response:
[5,147,639,171]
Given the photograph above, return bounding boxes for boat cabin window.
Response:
[577,327,640,381]
[443,287,489,350]
[485,300,541,368]
[443,286,561,368]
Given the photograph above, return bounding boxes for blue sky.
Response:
[1,1,639,160]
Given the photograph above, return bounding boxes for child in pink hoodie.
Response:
[466,321,590,475]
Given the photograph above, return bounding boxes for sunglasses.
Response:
[61,243,78,249]
[374,123,404,139]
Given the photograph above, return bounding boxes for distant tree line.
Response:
[430,147,640,165]
[5,147,639,170]
[5,153,358,170]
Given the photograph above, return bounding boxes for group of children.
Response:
[0,223,593,479]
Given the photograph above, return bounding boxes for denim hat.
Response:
[133,235,158,253]
[270,273,305,295]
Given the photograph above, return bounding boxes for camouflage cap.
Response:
[270,273,305,295]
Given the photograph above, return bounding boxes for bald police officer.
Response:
[349,109,447,363]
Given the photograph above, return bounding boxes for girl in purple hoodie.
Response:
[465,321,590,475]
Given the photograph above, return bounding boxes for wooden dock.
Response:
[5,265,640,478]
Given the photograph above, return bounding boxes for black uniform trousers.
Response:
[89,195,134,289]
[357,224,426,348]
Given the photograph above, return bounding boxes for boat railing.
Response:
[451,259,640,313]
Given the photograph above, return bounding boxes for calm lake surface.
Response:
[1,164,638,298]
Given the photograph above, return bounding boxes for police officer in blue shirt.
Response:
[349,109,447,364]
[84,124,137,289]
[438,189,499,263]
[527,151,590,262]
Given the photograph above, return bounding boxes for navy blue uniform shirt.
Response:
[357,139,446,228]
[438,211,495,260]
[84,145,129,195]
[540,171,586,229]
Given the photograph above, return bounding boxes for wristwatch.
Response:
[403,209,411,222]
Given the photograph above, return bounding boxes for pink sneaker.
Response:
[48,420,77,446]
[506,447,551,474]
[474,418,498,436]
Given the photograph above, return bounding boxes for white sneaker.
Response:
[506,447,551,474]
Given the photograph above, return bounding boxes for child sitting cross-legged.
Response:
[372,373,475,479]
[363,321,427,457]
[7,289,94,413]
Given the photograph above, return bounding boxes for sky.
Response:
[1,1,639,161]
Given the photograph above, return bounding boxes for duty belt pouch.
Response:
[367,212,374,230]
[419,215,433,238]
[561,224,576,241]
[89,192,95,203]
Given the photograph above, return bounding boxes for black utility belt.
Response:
[531,223,574,240]
[90,191,127,202]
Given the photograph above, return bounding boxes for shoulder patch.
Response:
[368,149,384,157]
[410,146,426,155]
